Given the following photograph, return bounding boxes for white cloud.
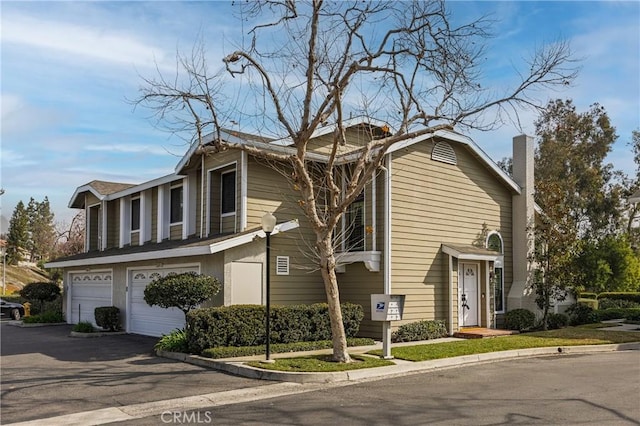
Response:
[83,143,177,157]
[1,13,171,71]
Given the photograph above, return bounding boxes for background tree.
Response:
[136,1,577,362]
[575,234,640,293]
[6,201,29,264]
[26,197,57,263]
[55,211,86,258]
[144,272,221,320]
[624,130,640,248]
[19,281,61,314]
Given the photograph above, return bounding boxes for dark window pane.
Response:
[494,268,504,312]
[487,234,502,253]
[346,192,365,251]
[131,198,140,231]
[221,172,236,214]
[170,186,183,223]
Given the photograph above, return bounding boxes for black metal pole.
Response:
[265,230,271,361]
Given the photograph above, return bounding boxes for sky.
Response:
[1,1,639,233]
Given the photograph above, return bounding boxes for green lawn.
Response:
[369,328,640,362]
[246,354,394,372]
[246,328,639,372]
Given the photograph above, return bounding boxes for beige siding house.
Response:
[46,118,538,338]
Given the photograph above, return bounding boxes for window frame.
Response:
[220,170,236,216]
[130,196,141,232]
[170,184,183,225]
[346,192,365,251]
[486,231,505,313]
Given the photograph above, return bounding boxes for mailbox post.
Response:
[371,294,405,359]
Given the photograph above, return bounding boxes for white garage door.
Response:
[69,272,112,326]
[128,266,199,337]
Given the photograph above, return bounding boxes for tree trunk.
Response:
[317,236,351,363]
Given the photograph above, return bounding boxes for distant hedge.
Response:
[186,303,364,354]
[597,292,640,303]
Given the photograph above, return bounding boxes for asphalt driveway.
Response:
[0,323,267,424]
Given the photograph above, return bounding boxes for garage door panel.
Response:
[128,266,199,337]
[69,273,112,326]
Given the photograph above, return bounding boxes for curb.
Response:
[6,321,68,328]
[70,331,127,338]
[158,342,640,384]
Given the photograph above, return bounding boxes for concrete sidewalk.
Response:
[8,341,639,426]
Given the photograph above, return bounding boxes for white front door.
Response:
[459,263,479,327]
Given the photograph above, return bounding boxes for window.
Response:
[170,185,183,223]
[486,232,504,313]
[346,192,365,251]
[221,171,236,215]
[131,198,140,231]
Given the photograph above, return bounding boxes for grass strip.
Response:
[247,354,395,372]
[369,328,640,362]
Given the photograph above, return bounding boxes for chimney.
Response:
[508,135,535,310]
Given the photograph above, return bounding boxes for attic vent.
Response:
[431,141,457,165]
[276,256,290,275]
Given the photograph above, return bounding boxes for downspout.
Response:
[200,154,205,238]
[383,153,392,358]
[448,254,453,335]
[372,172,377,252]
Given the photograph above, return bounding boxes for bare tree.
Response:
[55,211,85,258]
[135,0,577,362]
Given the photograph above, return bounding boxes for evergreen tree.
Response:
[31,197,57,262]
[6,201,29,264]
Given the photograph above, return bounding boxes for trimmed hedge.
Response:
[201,338,375,359]
[567,303,597,326]
[95,306,120,331]
[594,308,640,322]
[597,298,640,310]
[579,293,598,300]
[577,298,598,310]
[546,313,569,330]
[187,303,364,354]
[505,309,535,331]
[392,320,448,342]
[597,292,640,303]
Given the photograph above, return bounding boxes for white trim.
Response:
[335,251,381,272]
[371,175,376,252]
[100,200,107,251]
[68,185,105,208]
[45,219,300,268]
[119,198,127,248]
[112,173,181,200]
[157,184,166,242]
[448,254,454,334]
[206,161,238,236]
[182,176,189,239]
[382,152,392,359]
[241,151,248,231]
[442,245,501,261]
[485,262,491,328]
[459,262,481,327]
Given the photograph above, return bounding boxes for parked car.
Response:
[0,298,25,320]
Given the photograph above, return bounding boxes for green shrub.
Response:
[597,298,640,310]
[73,321,95,333]
[94,306,120,331]
[504,309,535,331]
[22,310,65,324]
[577,298,598,310]
[597,292,640,304]
[155,329,189,353]
[19,282,61,313]
[144,272,220,317]
[187,303,364,354]
[594,308,640,322]
[391,320,448,342]
[567,303,597,326]
[546,313,569,330]
[201,338,375,359]
[578,292,598,300]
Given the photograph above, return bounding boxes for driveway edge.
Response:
[158,342,640,384]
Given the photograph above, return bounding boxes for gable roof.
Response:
[174,121,522,195]
[45,219,299,268]
[69,180,136,208]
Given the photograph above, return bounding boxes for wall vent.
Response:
[431,141,457,165]
[276,256,290,275]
